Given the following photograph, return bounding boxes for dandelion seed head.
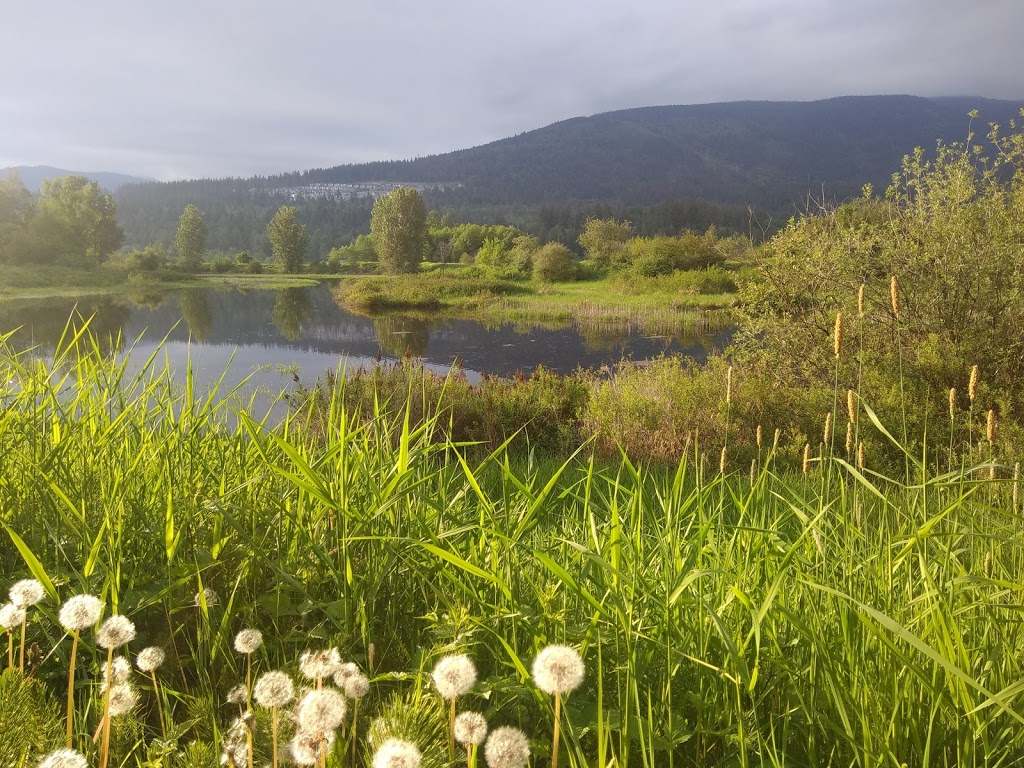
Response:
[136,646,166,673]
[194,588,219,607]
[38,748,88,768]
[226,684,248,706]
[332,661,360,687]
[432,653,477,699]
[289,731,334,766]
[108,684,137,717]
[58,594,103,632]
[299,648,342,681]
[10,579,45,608]
[103,657,132,686]
[97,615,135,649]
[0,602,25,630]
[531,644,585,695]
[234,628,263,655]
[372,738,422,768]
[484,726,531,768]
[454,711,488,746]
[254,670,295,708]
[296,688,346,733]
[343,672,370,700]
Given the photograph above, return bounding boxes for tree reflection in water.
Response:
[373,314,431,358]
[272,288,311,341]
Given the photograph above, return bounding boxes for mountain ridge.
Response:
[2,165,153,193]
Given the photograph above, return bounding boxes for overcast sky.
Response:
[2,0,1021,181]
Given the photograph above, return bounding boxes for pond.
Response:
[0,284,734,400]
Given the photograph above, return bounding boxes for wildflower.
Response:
[108,684,137,717]
[226,684,248,706]
[97,616,135,649]
[484,726,531,768]
[234,628,263,654]
[194,588,219,607]
[296,688,347,733]
[833,312,843,357]
[136,646,166,673]
[372,739,421,768]
[454,711,488,746]
[10,579,45,608]
[332,661,360,687]
[0,602,25,630]
[298,648,341,681]
[969,365,979,402]
[343,672,370,700]
[889,275,900,318]
[38,749,88,768]
[58,594,103,632]
[253,670,295,708]
[433,654,477,699]
[532,645,584,695]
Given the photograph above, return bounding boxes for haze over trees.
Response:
[267,205,308,273]
[371,187,427,274]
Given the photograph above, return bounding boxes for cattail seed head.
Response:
[253,670,295,708]
[889,276,900,318]
[987,409,996,443]
[857,283,865,318]
[58,594,103,632]
[833,312,844,357]
[296,688,347,733]
[847,390,857,424]
[984,551,993,578]
[749,459,757,487]
[38,749,88,768]
[372,738,422,768]
[532,644,584,695]
[432,653,477,699]
[0,602,26,630]
[343,672,370,699]
[10,579,45,608]
[1013,462,1020,511]
[772,428,781,451]
[454,711,488,747]
[823,412,833,446]
[802,443,811,475]
[949,388,957,419]
[97,615,135,649]
[845,421,854,454]
[234,628,263,655]
[719,446,727,475]
[969,365,979,402]
[756,424,763,450]
[725,365,733,404]
[136,646,166,673]
[299,648,342,681]
[484,726,531,768]
[107,684,137,717]
[858,442,866,470]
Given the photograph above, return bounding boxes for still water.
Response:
[0,284,733,399]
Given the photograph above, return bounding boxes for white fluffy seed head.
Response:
[102,657,132,686]
[531,644,585,695]
[136,646,166,673]
[289,731,334,766]
[296,688,347,733]
[332,661,360,687]
[58,594,103,632]
[343,672,370,700]
[0,602,25,630]
[226,684,248,706]
[432,654,477,699]
[372,738,421,768]
[299,648,341,681]
[454,711,488,746]
[484,726,531,768]
[107,684,137,717]
[194,588,219,607]
[253,670,295,708]
[10,579,46,608]
[38,748,88,768]
[96,615,136,649]
[234,628,263,654]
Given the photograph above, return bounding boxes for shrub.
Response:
[532,243,577,282]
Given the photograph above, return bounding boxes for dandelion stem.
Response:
[151,669,167,742]
[449,696,457,762]
[246,655,254,768]
[7,631,12,671]
[18,614,27,674]
[65,631,79,748]
[552,691,562,768]
[272,707,279,768]
[351,698,359,768]
[100,647,114,768]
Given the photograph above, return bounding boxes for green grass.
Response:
[1,328,1023,766]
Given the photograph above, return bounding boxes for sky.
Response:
[2,0,1021,181]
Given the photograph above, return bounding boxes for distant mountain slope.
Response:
[277,95,1023,207]
[2,165,152,192]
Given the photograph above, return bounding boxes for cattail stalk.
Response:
[65,632,80,747]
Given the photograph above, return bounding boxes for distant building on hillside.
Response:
[259,181,460,201]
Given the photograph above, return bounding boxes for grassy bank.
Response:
[2,338,1024,766]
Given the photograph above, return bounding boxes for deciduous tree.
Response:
[267,206,308,273]
[175,204,208,271]
[371,188,427,274]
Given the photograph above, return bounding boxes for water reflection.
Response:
[0,285,734,392]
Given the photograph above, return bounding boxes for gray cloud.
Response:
[1,0,1020,180]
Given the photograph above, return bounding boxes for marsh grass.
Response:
[1,325,1024,766]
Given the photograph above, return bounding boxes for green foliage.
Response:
[0,669,63,767]
[328,233,377,273]
[371,188,428,274]
[125,242,171,272]
[175,203,208,271]
[267,205,309,273]
[625,230,723,277]
[532,242,577,282]
[577,217,632,267]
[337,270,526,313]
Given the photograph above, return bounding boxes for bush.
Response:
[125,243,169,272]
[532,243,577,282]
[626,231,724,277]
